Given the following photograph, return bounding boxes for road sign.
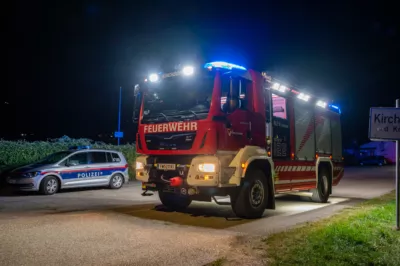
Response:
[368,107,400,141]
[114,131,124,138]
[369,101,400,230]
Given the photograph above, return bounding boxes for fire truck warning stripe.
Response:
[276,179,315,184]
[274,166,344,172]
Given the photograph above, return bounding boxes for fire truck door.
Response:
[226,109,249,149]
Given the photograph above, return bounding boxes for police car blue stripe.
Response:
[59,167,127,180]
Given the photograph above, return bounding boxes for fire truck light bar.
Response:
[271,83,288,93]
[264,72,341,114]
[204,61,247,71]
[297,93,310,101]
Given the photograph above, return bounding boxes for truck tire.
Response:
[158,190,192,210]
[311,167,330,203]
[231,169,268,219]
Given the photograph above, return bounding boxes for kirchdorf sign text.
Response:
[369,107,400,140]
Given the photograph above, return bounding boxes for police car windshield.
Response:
[142,74,214,123]
[36,151,73,164]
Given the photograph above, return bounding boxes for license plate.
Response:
[142,182,157,188]
[157,163,176,170]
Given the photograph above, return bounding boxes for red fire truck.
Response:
[133,61,344,219]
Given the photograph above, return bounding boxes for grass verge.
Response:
[264,191,400,266]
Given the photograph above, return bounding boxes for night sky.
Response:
[6,1,399,147]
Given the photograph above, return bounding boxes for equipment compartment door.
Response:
[271,94,291,159]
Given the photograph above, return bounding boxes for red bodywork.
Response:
[136,69,267,155]
[135,67,344,192]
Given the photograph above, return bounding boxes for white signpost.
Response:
[369,99,400,230]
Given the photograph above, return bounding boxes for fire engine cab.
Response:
[133,61,344,219]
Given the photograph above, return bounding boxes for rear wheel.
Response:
[311,167,330,203]
[109,174,124,189]
[39,176,59,195]
[231,169,268,219]
[158,190,192,210]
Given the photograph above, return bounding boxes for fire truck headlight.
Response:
[149,73,159,82]
[182,66,194,76]
[135,161,144,170]
[198,163,216,173]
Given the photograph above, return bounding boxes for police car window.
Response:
[106,152,113,162]
[111,153,121,162]
[89,152,107,164]
[67,153,88,165]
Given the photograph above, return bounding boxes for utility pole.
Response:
[116,86,122,146]
[396,98,399,230]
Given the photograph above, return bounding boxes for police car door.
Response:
[87,151,109,185]
[60,152,90,188]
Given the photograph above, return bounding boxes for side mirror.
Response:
[266,110,271,123]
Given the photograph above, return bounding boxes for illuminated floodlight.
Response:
[182,66,194,75]
[271,83,287,92]
[298,93,310,101]
[279,85,287,92]
[203,61,247,71]
[272,83,280,90]
[316,100,327,108]
[149,73,159,82]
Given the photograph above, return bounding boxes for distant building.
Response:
[359,141,397,164]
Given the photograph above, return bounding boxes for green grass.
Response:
[263,191,400,266]
[0,137,137,179]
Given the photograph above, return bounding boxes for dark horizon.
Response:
[6,1,399,147]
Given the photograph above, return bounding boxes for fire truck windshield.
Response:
[141,74,215,124]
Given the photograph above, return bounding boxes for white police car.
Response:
[6,146,129,195]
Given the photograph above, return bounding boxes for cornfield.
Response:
[0,136,137,179]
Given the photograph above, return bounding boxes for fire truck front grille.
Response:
[145,132,196,150]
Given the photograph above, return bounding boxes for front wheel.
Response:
[39,176,59,195]
[158,190,192,210]
[311,168,330,203]
[231,169,268,219]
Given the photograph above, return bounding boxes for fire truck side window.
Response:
[272,94,287,119]
[220,76,246,112]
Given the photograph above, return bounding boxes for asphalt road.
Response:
[0,166,396,266]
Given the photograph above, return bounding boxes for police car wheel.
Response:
[39,176,59,195]
[109,174,124,189]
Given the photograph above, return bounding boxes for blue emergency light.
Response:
[69,145,91,150]
[329,104,341,114]
[203,61,247,71]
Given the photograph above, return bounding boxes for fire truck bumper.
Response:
[136,155,223,187]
